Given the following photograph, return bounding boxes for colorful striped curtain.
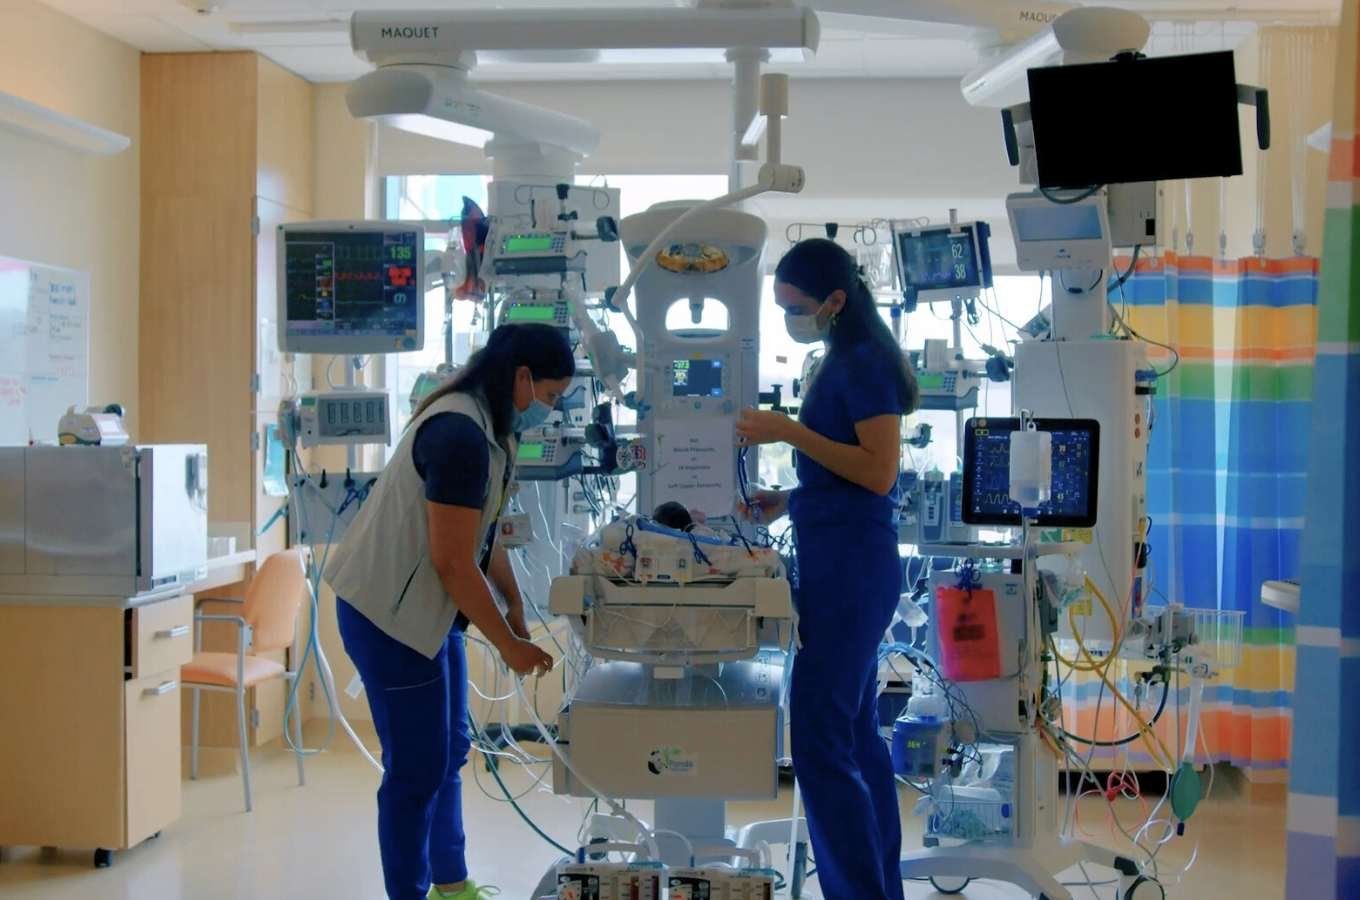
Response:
[1287,0,1360,893]
[1058,252,1317,775]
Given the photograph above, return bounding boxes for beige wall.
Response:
[0,0,140,434]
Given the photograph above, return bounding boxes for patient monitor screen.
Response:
[672,359,724,398]
[282,228,422,352]
[897,226,981,290]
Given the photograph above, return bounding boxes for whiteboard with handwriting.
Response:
[0,257,89,446]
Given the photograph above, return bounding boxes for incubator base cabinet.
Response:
[0,592,193,866]
[553,660,784,801]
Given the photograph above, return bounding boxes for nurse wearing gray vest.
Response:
[325,323,573,900]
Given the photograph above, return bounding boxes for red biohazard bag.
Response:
[934,585,1002,682]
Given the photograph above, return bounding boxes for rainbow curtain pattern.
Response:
[1287,0,1360,894]
[1055,251,1317,774]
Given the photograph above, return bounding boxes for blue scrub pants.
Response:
[790,524,905,900]
[337,598,471,900]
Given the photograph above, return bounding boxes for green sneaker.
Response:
[427,881,500,900]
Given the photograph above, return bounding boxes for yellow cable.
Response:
[1053,576,1175,771]
[1050,578,1120,672]
[1067,612,1174,770]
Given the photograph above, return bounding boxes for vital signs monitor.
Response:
[961,417,1101,527]
[892,221,994,304]
[278,221,425,354]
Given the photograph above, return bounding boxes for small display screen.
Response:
[1028,51,1242,188]
[505,305,557,323]
[504,235,555,253]
[283,229,420,345]
[672,359,724,398]
[897,227,980,290]
[917,372,947,390]
[1012,204,1103,243]
[319,396,387,437]
[962,417,1100,527]
[518,442,546,461]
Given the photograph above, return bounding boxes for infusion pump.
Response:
[280,389,392,450]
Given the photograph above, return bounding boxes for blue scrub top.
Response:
[788,340,908,533]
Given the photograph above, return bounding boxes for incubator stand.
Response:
[549,563,795,866]
[541,202,799,873]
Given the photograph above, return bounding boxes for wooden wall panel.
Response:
[256,56,315,215]
[139,52,258,535]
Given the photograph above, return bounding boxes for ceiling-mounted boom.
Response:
[346,6,821,178]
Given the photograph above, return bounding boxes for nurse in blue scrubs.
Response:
[737,238,918,900]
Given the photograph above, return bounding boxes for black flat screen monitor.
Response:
[1027,51,1242,189]
[962,417,1101,527]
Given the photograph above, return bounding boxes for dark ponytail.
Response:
[775,238,919,413]
[412,323,575,437]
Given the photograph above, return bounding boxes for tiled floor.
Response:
[0,741,1286,899]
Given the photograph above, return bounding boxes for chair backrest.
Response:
[242,549,309,653]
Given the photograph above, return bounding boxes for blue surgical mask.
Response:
[785,307,829,344]
[512,385,553,433]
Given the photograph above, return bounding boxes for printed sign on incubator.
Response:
[654,418,735,518]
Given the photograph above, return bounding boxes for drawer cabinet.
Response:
[0,594,187,864]
[125,673,183,845]
[130,594,194,678]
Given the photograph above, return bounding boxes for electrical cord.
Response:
[1108,295,1182,378]
[1041,185,1104,205]
[1059,267,1106,294]
[1060,677,1170,748]
[1112,245,1142,288]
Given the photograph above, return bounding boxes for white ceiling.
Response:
[38,0,1340,84]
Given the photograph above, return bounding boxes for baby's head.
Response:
[652,501,696,533]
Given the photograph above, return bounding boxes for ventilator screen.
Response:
[961,417,1100,527]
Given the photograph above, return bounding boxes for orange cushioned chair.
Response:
[182,548,309,812]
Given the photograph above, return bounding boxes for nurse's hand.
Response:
[736,408,794,447]
[739,489,789,522]
[500,637,554,678]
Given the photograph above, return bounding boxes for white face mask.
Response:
[784,308,829,344]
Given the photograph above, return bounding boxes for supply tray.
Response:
[925,794,1016,844]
